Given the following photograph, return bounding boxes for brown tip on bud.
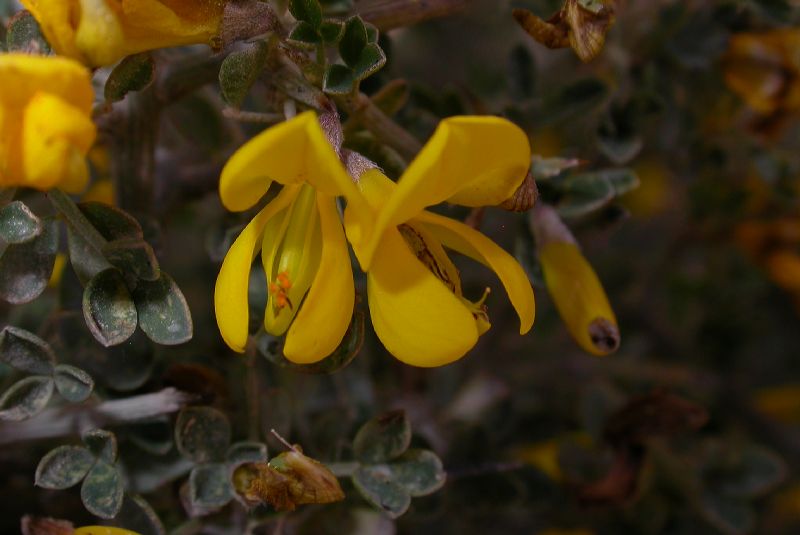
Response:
[342,149,379,182]
[221,0,278,48]
[588,318,620,355]
[500,171,538,212]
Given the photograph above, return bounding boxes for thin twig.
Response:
[47,189,108,253]
[223,107,284,124]
[0,388,193,444]
[357,0,468,31]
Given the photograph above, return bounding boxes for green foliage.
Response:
[105,53,155,103]
[218,40,269,106]
[82,268,139,347]
[0,217,58,304]
[0,200,42,244]
[5,10,49,53]
[175,406,232,463]
[323,16,385,94]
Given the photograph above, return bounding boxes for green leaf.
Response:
[218,40,269,106]
[227,441,269,465]
[0,217,58,304]
[531,157,581,181]
[6,10,50,54]
[0,326,56,375]
[67,225,112,285]
[54,364,94,403]
[719,446,787,498]
[289,21,322,47]
[352,465,411,519]
[257,309,364,374]
[132,271,193,345]
[365,22,379,43]
[386,449,446,497]
[128,418,173,455]
[102,237,160,281]
[0,375,54,421]
[82,268,138,347]
[0,200,42,244]
[35,445,95,489]
[323,63,355,94]
[340,16,368,67]
[351,43,386,81]
[79,202,143,241]
[175,406,231,463]
[353,410,411,463]
[319,20,344,43]
[602,168,640,195]
[557,173,616,218]
[598,117,642,165]
[113,494,166,535]
[81,460,124,519]
[83,429,118,463]
[104,52,155,103]
[189,463,234,509]
[289,0,323,28]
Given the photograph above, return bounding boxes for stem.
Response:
[341,92,422,161]
[0,388,192,444]
[357,0,468,31]
[246,339,260,441]
[47,189,108,252]
[222,108,284,124]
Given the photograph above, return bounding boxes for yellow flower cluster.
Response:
[21,0,226,67]
[215,112,536,367]
[0,54,95,192]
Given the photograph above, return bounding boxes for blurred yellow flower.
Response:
[533,204,618,356]
[75,527,141,535]
[724,28,800,115]
[215,112,358,364]
[0,53,95,192]
[343,117,535,367]
[21,0,226,67]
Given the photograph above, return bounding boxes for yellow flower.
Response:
[724,28,800,115]
[532,204,618,356]
[0,53,95,192]
[342,117,536,367]
[21,0,226,67]
[215,112,361,363]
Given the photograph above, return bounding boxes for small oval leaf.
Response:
[352,465,410,519]
[54,364,94,403]
[0,326,56,375]
[353,410,411,463]
[81,460,124,519]
[0,200,42,244]
[189,463,234,509]
[0,375,54,421]
[0,217,58,304]
[82,269,138,347]
[104,52,155,103]
[133,271,193,346]
[83,429,118,463]
[35,445,95,489]
[175,406,231,463]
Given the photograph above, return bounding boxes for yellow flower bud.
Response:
[0,54,95,192]
[21,0,226,67]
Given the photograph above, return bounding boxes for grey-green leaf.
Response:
[189,463,234,509]
[0,326,56,374]
[353,410,411,463]
[0,217,58,304]
[83,428,118,463]
[352,465,410,519]
[0,375,54,421]
[323,64,355,94]
[79,202,143,242]
[340,16,368,67]
[82,268,138,347]
[81,460,124,519]
[175,406,231,463]
[0,200,42,244]
[387,449,446,497]
[219,40,270,106]
[719,446,787,498]
[105,52,155,103]
[133,271,193,345]
[351,43,386,81]
[35,445,95,489]
[288,21,321,47]
[54,364,94,403]
[289,0,323,28]
[102,237,160,281]
[6,10,50,54]
[319,20,344,43]
[114,494,166,535]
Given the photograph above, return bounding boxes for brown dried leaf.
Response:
[20,516,74,535]
[234,448,344,511]
[512,9,569,50]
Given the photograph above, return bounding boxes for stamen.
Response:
[269,272,294,311]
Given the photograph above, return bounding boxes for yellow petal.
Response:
[353,116,530,269]
[20,0,86,62]
[417,210,535,334]
[0,54,94,112]
[75,0,128,68]
[22,91,96,191]
[220,112,364,212]
[284,193,355,363]
[538,241,618,356]
[214,187,296,353]
[75,527,142,535]
[367,226,478,367]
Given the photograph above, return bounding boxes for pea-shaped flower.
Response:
[343,116,536,367]
[0,53,95,192]
[21,0,226,67]
[215,112,362,363]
